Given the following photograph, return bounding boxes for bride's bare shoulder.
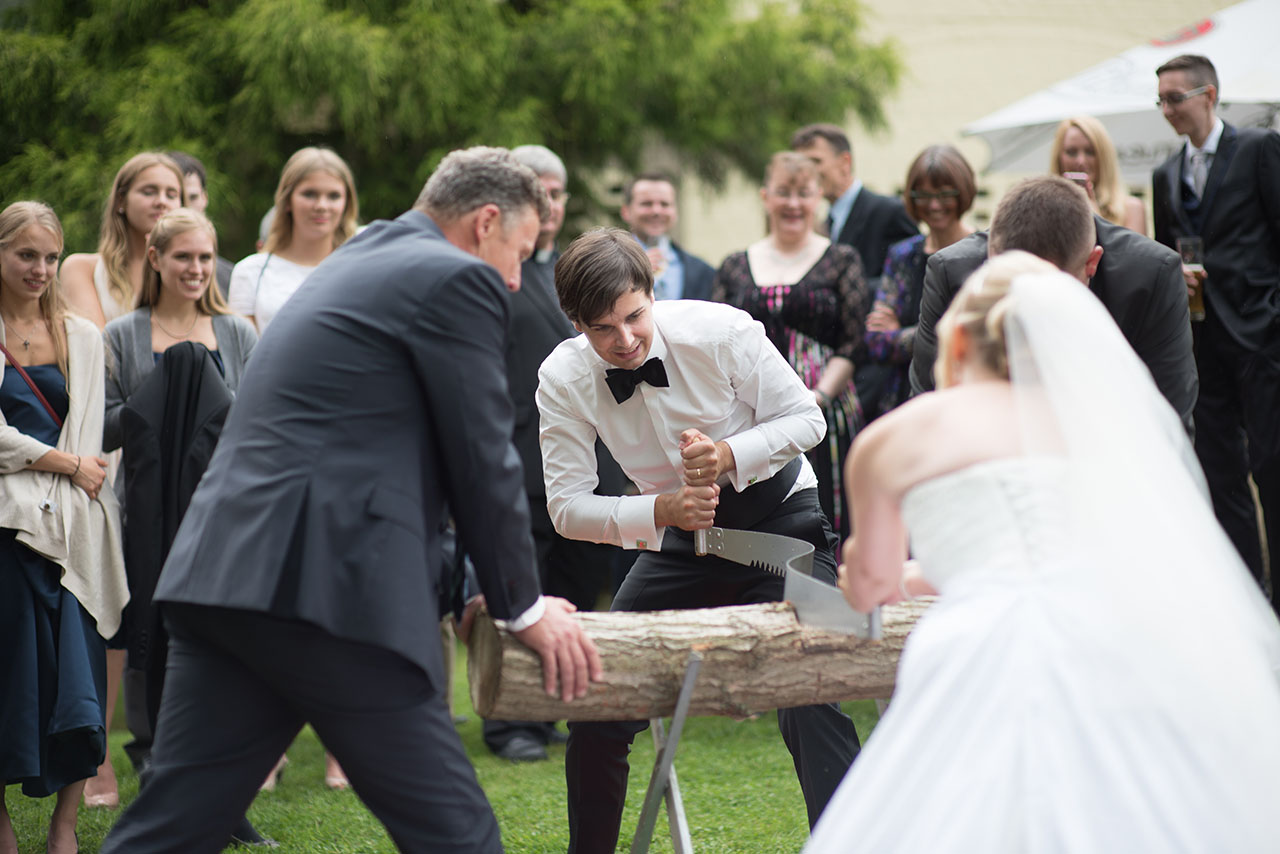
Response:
[850,384,1019,495]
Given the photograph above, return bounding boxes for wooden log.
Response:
[466,599,932,722]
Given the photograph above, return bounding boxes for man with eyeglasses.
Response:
[475,145,625,763]
[1152,54,1280,609]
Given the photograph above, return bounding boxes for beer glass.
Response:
[1177,236,1206,322]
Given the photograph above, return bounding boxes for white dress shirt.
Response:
[827,179,863,242]
[536,299,823,551]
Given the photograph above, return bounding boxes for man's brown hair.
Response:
[989,176,1095,273]
[554,227,653,325]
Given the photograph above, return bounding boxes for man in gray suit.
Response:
[909,176,1197,436]
[101,147,601,854]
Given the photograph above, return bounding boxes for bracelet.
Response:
[71,455,81,478]
[815,389,832,406]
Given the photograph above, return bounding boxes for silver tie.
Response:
[1191,150,1209,199]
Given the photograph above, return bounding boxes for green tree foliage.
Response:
[1,0,900,258]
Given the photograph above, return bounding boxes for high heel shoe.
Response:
[259,755,288,792]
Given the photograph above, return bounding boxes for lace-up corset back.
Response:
[901,457,1070,591]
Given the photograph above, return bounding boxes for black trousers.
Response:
[100,605,502,854]
[1193,313,1280,612]
[564,488,861,853]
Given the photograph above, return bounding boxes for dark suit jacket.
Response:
[1153,122,1280,351]
[909,218,1198,435]
[509,255,576,497]
[672,241,715,301]
[835,187,919,280]
[154,211,542,687]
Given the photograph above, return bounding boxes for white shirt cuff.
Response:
[722,430,772,494]
[504,595,546,632]
[616,492,662,551]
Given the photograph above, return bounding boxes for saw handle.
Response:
[694,529,708,555]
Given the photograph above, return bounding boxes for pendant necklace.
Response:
[2,314,42,350]
[153,312,199,340]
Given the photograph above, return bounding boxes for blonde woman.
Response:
[1,201,126,854]
[228,147,359,334]
[59,151,184,808]
[1050,115,1147,234]
[102,208,269,846]
[104,208,257,449]
[806,252,1280,852]
[60,153,187,328]
[712,151,870,542]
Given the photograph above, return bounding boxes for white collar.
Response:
[1185,118,1225,163]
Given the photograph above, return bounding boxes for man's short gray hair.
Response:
[414,146,550,225]
[510,144,567,184]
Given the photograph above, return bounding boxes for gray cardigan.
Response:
[104,309,257,452]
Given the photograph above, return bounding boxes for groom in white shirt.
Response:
[536,227,861,853]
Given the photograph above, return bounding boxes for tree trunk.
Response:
[466,599,931,721]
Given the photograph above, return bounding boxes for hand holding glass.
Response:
[1176,237,1206,322]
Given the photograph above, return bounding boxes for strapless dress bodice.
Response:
[902,457,1071,592]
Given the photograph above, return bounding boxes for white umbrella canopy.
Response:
[965,0,1280,181]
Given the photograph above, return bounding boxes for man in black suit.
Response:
[101,147,601,854]
[1152,54,1280,596]
[909,175,1198,437]
[792,123,919,416]
[479,145,620,763]
[791,123,918,279]
[620,172,715,301]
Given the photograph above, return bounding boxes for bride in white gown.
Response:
[806,251,1280,853]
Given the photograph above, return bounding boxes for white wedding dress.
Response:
[805,453,1280,853]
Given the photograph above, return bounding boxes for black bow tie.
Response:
[605,357,669,404]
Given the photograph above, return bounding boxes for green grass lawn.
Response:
[5,646,881,853]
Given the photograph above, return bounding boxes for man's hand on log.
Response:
[456,595,486,644]
[512,597,603,702]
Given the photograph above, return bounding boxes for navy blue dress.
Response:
[0,364,108,797]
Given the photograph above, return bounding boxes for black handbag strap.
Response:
[0,339,63,429]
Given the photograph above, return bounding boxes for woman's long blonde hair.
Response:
[1,201,70,377]
[98,152,187,311]
[138,208,230,317]
[1050,116,1129,227]
[262,147,359,254]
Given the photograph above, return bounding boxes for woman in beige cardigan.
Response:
[0,202,127,854]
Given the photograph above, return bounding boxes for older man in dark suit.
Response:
[101,147,601,854]
[909,176,1198,438]
[1152,54,1280,596]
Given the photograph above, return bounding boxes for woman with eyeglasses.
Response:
[712,151,870,543]
[1050,115,1147,235]
[863,145,975,421]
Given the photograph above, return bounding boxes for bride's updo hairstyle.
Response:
[934,250,1058,388]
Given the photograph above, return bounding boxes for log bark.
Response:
[467,599,932,722]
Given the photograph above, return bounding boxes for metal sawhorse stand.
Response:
[630,651,702,854]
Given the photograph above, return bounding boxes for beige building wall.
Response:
[674,0,1238,269]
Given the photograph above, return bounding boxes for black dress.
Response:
[713,244,869,541]
[0,364,107,797]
